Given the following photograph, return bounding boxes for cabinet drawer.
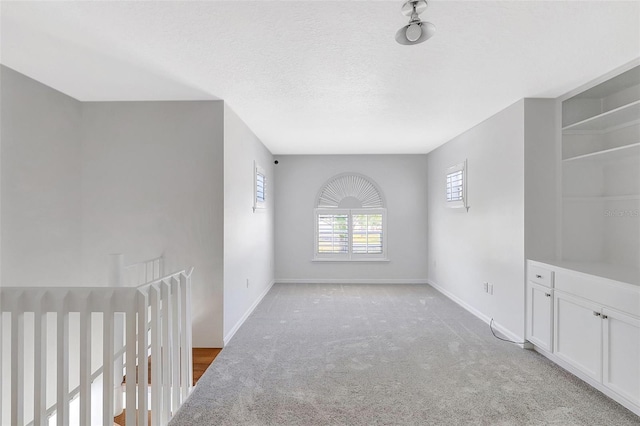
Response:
[529,265,554,288]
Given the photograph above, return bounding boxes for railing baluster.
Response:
[179,274,189,400]
[11,302,25,426]
[161,280,172,422]
[0,263,193,426]
[79,305,91,426]
[171,277,181,412]
[138,290,149,426]
[150,285,162,426]
[126,306,137,426]
[186,272,193,391]
[34,293,47,426]
[103,296,115,426]
[0,310,3,424]
[56,293,70,426]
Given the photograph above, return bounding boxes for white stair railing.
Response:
[0,259,193,426]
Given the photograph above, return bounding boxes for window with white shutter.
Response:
[314,174,387,260]
[254,162,266,212]
[317,211,349,255]
[445,161,467,209]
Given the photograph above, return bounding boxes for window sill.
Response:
[312,258,390,263]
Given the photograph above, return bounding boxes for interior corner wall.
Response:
[0,65,83,287]
[524,99,558,262]
[274,154,429,283]
[223,104,275,344]
[81,100,225,347]
[426,100,526,338]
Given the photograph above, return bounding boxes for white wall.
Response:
[0,65,83,287]
[223,104,274,343]
[275,155,428,283]
[427,100,526,338]
[81,100,225,347]
[1,65,86,425]
[426,99,556,340]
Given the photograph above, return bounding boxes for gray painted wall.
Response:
[274,154,429,283]
[223,104,275,343]
[1,65,83,287]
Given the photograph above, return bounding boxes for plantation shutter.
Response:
[317,212,349,254]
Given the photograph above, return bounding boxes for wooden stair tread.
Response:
[115,348,221,425]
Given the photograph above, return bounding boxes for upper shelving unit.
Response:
[560,63,640,272]
[562,100,640,132]
[562,65,640,130]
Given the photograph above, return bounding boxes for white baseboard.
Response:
[533,346,640,416]
[427,279,529,348]
[223,279,275,346]
[275,278,429,285]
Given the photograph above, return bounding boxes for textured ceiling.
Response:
[1,1,639,154]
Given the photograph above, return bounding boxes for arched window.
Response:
[314,173,387,260]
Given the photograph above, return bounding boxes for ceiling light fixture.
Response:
[395,0,435,45]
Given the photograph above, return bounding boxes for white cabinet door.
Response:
[554,291,603,381]
[527,282,553,351]
[602,308,640,406]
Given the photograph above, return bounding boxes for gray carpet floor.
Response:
[170,283,640,425]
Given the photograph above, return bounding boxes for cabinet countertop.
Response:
[529,260,640,287]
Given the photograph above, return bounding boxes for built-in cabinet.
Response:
[526,265,554,352]
[529,63,640,416]
[527,260,640,416]
[553,290,603,381]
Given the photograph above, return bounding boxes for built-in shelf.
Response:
[562,142,640,162]
[563,195,640,201]
[562,100,640,132]
[561,65,640,281]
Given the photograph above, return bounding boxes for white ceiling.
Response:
[1,1,639,155]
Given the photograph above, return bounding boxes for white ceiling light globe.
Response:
[406,23,422,42]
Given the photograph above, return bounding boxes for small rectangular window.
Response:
[445,161,467,209]
[256,172,265,203]
[254,162,266,211]
[446,170,463,202]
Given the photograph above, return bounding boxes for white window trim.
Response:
[445,160,467,209]
[313,208,388,261]
[253,161,266,212]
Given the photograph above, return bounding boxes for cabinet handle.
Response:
[536,274,543,279]
[602,315,608,319]
[593,311,601,317]
[545,293,551,297]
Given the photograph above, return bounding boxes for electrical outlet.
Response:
[488,283,494,295]
[483,282,488,292]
